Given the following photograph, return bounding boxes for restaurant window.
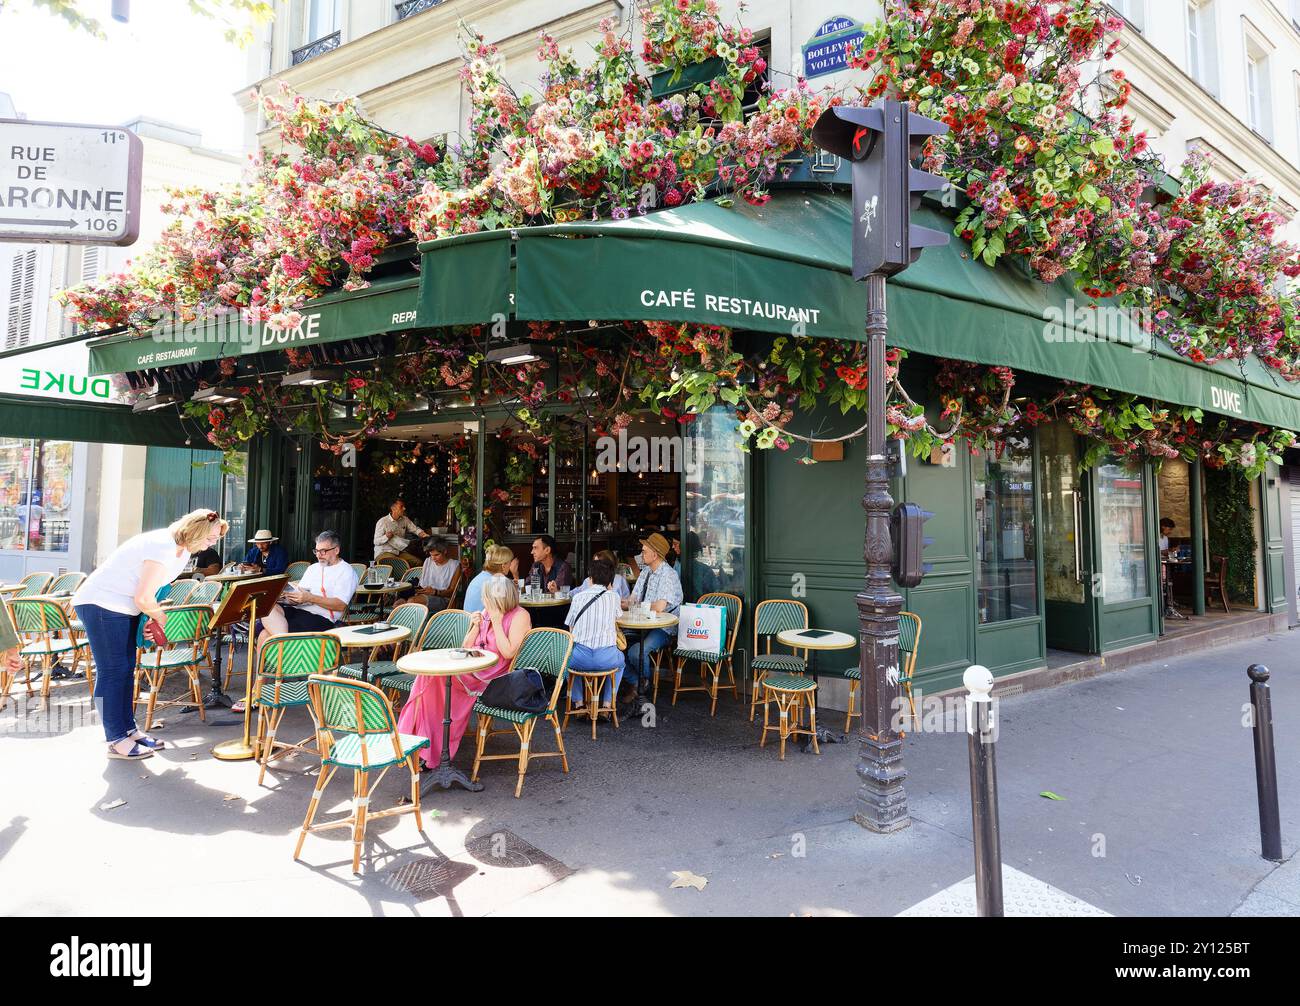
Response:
[972,436,1038,623]
[1097,457,1149,603]
[0,437,74,553]
[684,406,745,602]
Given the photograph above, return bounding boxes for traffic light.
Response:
[891,502,934,588]
[810,99,950,279]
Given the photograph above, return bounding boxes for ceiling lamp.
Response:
[190,386,240,405]
[281,367,342,387]
[132,393,179,413]
[485,342,544,366]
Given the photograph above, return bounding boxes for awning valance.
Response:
[0,392,191,446]
[416,190,1300,431]
[85,274,421,377]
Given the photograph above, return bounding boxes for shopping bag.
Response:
[677,602,726,656]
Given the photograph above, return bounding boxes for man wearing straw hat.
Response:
[240,529,288,576]
[619,532,682,710]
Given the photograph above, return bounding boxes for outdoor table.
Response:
[520,592,571,629]
[207,570,259,584]
[777,628,856,749]
[327,623,411,683]
[395,647,497,793]
[353,582,405,620]
[617,610,679,698]
[0,583,26,597]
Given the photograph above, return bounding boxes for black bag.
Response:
[479,667,549,714]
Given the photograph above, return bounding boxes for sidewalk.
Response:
[1,629,1295,916]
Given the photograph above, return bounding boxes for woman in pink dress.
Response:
[400,574,531,768]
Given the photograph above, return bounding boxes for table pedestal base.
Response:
[421,764,483,793]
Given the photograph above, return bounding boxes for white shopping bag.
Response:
[677,602,726,655]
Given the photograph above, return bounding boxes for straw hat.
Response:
[248,529,279,543]
[640,533,670,560]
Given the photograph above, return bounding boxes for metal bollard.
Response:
[965,665,1003,917]
[1247,665,1283,863]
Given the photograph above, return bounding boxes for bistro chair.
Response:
[336,601,429,684]
[759,672,819,760]
[46,571,85,596]
[6,598,91,710]
[750,599,809,721]
[252,632,341,786]
[14,572,54,598]
[845,611,922,734]
[471,627,573,798]
[296,674,430,874]
[1196,558,1227,613]
[665,592,743,716]
[346,563,384,624]
[188,580,224,606]
[133,603,214,731]
[163,580,198,605]
[43,572,88,675]
[285,561,311,582]
[381,608,472,706]
[384,558,411,581]
[563,655,622,740]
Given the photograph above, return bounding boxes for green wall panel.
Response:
[1101,600,1157,650]
[143,446,225,544]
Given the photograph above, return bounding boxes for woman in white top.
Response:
[73,509,229,761]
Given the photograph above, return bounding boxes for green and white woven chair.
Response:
[846,611,921,734]
[471,627,573,798]
[750,599,809,721]
[43,571,88,675]
[298,674,430,874]
[759,672,819,760]
[14,572,53,598]
[188,580,224,606]
[162,580,198,605]
[285,561,311,582]
[253,632,341,786]
[381,608,473,704]
[6,598,90,710]
[664,592,744,716]
[133,603,214,731]
[346,563,388,625]
[383,558,411,581]
[336,601,429,684]
[46,571,85,596]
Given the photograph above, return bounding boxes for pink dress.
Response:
[398,606,523,767]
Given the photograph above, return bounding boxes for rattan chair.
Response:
[759,672,819,759]
[188,580,223,606]
[47,571,85,596]
[297,674,430,874]
[383,558,411,581]
[163,580,198,605]
[336,601,429,684]
[750,599,809,721]
[6,598,90,709]
[253,632,341,786]
[471,627,573,797]
[381,608,473,705]
[664,592,743,715]
[133,603,214,730]
[286,561,311,582]
[845,611,921,734]
[14,572,53,598]
[1205,555,1230,614]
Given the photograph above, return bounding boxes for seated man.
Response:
[565,557,625,705]
[528,533,572,592]
[620,533,683,708]
[191,543,223,577]
[240,529,288,575]
[413,538,460,611]
[374,498,427,566]
[257,530,358,643]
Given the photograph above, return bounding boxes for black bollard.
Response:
[1247,665,1283,863]
[965,665,1004,917]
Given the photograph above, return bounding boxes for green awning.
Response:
[415,190,1300,430]
[86,274,421,376]
[0,393,192,447]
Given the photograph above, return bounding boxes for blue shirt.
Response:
[463,569,493,613]
[243,543,288,575]
[631,561,684,614]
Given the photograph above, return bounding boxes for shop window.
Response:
[1097,458,1149,603]
[684,406,745,602]
[0,437,73,554]
[972,436,1038,623]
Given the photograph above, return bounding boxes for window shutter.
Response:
[5,250,37,350]
[81,246,102,283]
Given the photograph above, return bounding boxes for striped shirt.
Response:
[631,561,684,614]
[565,585,621,650]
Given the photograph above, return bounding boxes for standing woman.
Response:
[73,509,229,761]
[398,574,530,769]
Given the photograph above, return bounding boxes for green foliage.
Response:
[1204,467,1257,604]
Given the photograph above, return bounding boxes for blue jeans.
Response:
[74,604,142,744]
[568,643,624,702]
[623,628,673,688]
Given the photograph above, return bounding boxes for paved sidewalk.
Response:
[1,629,1295,916]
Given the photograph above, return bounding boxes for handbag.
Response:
[479,667,549,714]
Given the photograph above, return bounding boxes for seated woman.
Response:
[397,574,531,769]
[592,549,630,598]
[463,544,517,613]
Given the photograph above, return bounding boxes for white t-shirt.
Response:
[419,557,457,591]
[73,528,192,616]
[293,560,359,622]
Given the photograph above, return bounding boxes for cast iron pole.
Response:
[854,273,909,832]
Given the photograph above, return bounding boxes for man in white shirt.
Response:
[413,538,460,611]
[257,530,359,646]
[374,498,428,565]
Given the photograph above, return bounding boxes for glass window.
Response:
[221,465,248,562]
[973,436,1038,623]
[1040,422,1084,604]
[29,440,73,553]
[307,0,340,40]
[0,438,32,551]
[1097,458,1149,603]
[684,406,745,603]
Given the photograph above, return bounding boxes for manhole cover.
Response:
[464,828,570,873]
[384,857,478,899]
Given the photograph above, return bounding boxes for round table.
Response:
[207,570,260,584]
[396,647,498,793]
[328,623,411,683]
[521,593,571,628]
[617,611,679,698]
[353,583,406,620]
[777,629,856,748]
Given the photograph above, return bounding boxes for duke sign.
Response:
[0,119,142,245]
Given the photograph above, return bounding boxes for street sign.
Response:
[0,119,142,246]
[801,16,865,79]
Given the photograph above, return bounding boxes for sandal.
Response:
[130,733,167,750]
[107,742,154,761]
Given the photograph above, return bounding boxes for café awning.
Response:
[416,190,1300,431]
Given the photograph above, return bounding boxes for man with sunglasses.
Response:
[256,530,358,645]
